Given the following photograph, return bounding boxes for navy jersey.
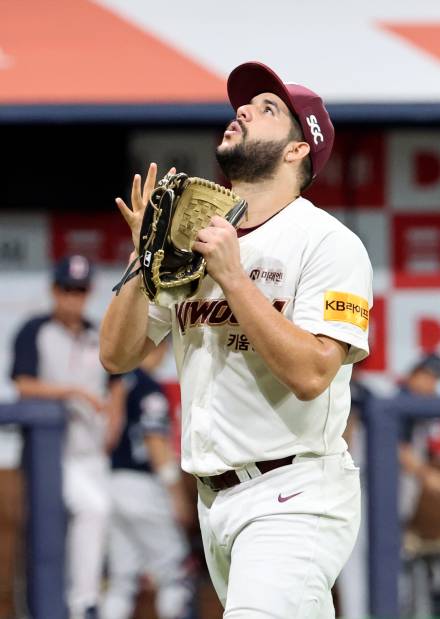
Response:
[11,313,97,380]
[11,314,55,379]
[10,313,119,457]
[111,368,170,473]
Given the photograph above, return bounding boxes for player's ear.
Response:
[284,141,309,163]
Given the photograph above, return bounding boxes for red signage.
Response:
[50,213,132,263]
[393,215,440,288]
[359,296,386,372]
[304,131,385,209]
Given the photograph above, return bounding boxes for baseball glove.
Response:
[113,172,248,305]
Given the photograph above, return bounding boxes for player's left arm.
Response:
[194,217,372,401]
[104,377,126,452]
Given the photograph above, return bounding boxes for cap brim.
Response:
[54,279,91,289]
[227,61,299,119]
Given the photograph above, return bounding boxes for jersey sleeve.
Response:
[139,391,170,436]
[10,317,45,379]
[147,303,172,345]
[292,228,373,365]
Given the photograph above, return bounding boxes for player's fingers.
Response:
[142,162,158,204]
[196,226,218,243]
[131,174,144,212]
[115,197,134,225]
[210,215,232,229]
[192,240,208,255]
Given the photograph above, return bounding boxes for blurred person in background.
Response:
[10,255,124,619]
[399,354,440,617]
[102,339,196,619]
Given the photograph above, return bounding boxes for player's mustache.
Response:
[226,119,247,139]
[237,119,247,136]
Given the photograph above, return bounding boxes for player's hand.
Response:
[115,164,176,253]
[70,387,106,413]
[192,216,247,291]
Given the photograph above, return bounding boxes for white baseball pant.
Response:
[63,454,111,618]
[101,470,192,619]
[197,451,361,619]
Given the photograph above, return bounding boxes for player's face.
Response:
[219,92,293,150]
[216,92,296,182]
[52,284,89,321]
[408,369,438,396]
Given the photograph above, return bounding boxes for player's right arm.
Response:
[100,163,174,373]
[99,256,156,373]
[14,376,105,411]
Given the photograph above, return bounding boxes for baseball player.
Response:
[11,255,124,619]
[100,61,373,618]
[101,340,195,619]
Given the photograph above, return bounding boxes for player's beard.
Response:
[216,131,288,183]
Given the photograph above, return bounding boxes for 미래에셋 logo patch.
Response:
[324,291,369,331]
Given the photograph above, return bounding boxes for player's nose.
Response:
[236,104,252,123]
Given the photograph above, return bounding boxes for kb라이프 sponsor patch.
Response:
[324,291,369,331]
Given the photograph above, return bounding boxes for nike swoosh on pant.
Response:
[277,491,303,503]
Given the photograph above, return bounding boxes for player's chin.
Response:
[217,135,240,152]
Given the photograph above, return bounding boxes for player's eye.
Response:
[264,105,274,115]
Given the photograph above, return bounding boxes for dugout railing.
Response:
[0,401,67,619]
[365,392,440,618]
[1,394,440,619]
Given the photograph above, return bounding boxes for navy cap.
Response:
[411,354,440,378]
[53,255,93,289]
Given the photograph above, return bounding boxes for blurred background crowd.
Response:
[1,1,440,618]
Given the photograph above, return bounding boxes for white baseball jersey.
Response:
[146,197,373,476]
[11,315,110,457]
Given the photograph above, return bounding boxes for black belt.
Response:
[198,455,295,492]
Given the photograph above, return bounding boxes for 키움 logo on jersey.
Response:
[324,291,369,331]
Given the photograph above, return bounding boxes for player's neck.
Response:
[231,176,300,229]
[53,310,84,335]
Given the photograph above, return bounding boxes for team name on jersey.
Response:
[175,298,288,334]
[324,291,369,331]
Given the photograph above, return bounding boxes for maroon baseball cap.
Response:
[227,61,334,179]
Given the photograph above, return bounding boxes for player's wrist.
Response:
[129,249,139,264]
[156,461,181,486]
[64,385,80,400]
[219,268,249,295]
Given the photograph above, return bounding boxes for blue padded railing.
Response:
[2,394,440,618]
[365,393,440,618]
[0,401,67,619]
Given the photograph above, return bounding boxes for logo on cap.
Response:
[69,255,90,280]
[306,114,324,145]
